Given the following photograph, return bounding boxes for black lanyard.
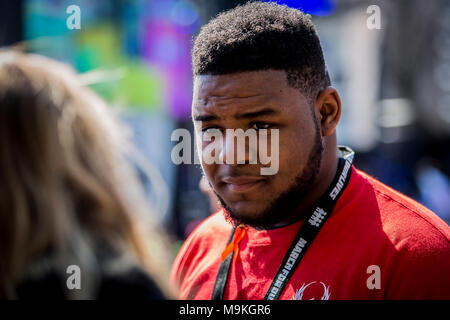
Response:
[211,146,354,300]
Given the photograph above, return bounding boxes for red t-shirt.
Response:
[171,167,450,300]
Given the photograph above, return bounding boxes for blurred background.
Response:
[1,0,449,248]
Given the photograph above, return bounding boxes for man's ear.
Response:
[315,87,341,137]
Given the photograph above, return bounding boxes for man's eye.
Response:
[251,122,271,130]
[202,127,221,134]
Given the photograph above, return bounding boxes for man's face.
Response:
[192,70,323,229]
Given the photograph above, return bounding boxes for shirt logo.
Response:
[292,281,331,300]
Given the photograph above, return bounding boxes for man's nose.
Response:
[218,130,256,165]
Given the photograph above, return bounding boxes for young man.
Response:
[171,2,450,300]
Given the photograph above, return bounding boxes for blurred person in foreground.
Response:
[171,2,450,300]
[0,50,173,299]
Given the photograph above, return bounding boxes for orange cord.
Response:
[221,224,247,261]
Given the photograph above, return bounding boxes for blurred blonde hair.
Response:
[0,50,173,299]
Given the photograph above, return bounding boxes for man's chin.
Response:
[222,204,261,221]
[220,202,280,229]
[222,210,266,229]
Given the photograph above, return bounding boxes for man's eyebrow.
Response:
[193,114,218,122]
[193,108,277,122]
[235,108,278,119]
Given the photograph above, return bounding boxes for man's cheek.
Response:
[201,164,216,185]
[267,163,294,192]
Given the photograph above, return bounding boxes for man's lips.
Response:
[220,176,266,193]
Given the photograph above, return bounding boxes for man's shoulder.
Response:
[355,168,450,251]
[344,169,450,299]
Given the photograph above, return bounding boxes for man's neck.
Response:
[269,149,339,229]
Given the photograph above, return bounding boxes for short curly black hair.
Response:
[192,1,330,101]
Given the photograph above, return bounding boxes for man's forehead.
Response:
[193,70,289,98]
[192,71,292,112]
